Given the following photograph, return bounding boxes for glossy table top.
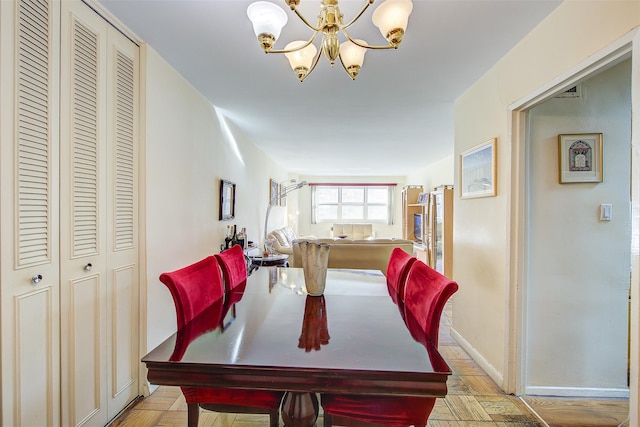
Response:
[246,267,390,296]
[143,267,451,396]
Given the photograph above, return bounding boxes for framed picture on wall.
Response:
[558,133,603,183]
[219,179,236,220]
[460,138,497,199]
[270,178,279,206]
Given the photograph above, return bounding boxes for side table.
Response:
[245,252,289,274]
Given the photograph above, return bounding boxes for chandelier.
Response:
[246,0,413,81]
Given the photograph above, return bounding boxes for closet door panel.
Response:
[109,265,136,406]
[15,287,58,426]
[68,275,103,425]
[0,0,60,425]
[60,1,108,426]
[106,27,139,418]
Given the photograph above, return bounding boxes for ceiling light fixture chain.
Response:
[247,0,413,81]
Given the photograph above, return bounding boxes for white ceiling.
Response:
[96,0,562,176]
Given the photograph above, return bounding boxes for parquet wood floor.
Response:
[522,396,628,427]
[111,304,628,427]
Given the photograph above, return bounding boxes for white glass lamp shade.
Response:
[339,40,367,69]
[372,0,413,39]
[247,1,288,40]
[284,41,317,71]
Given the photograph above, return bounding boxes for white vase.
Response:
[296,241,331,296]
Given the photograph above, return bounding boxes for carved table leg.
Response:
[281,391,319,427]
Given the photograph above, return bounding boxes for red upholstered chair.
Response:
[386,247,417,305]
[403,260,459,348]
[320,260,458,427]
[159,256,283,427]
[160,256,224,328]
[214,244,248,292]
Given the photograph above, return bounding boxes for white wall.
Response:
[453,0,640,392]
[143,47,288,351]
[526,60,631,395]
[405,154,455,194]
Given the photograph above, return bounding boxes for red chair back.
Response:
[321,260,456,426]
[215,245,247,292]
[386,247,417,304]
[159,256,224,328]
[159,254,283,427]
[403,260,458,347]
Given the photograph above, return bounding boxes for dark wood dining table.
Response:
[142,267,452,427]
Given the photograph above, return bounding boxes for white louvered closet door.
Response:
[105,16,140,422]
[59,1,139,426]
[60,2,108,425]
[0,0,61,426]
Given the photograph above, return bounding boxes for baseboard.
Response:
[525,386,630,399]
[449,327,504,388]
[449,328,630,399]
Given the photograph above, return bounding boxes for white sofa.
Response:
[266,226,315,256]
[291,238,414,275]
[331,223,374,240]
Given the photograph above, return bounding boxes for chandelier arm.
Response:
[291,6,323,32]
[266,31,320,54]
[342,29,397,50]
[341,0,375,31]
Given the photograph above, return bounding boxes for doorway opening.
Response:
[508,34,637,426]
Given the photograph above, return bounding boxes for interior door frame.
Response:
[505,28,639,424]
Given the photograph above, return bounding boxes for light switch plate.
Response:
[600,204,612,221]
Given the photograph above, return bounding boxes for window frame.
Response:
[311,184,395,224]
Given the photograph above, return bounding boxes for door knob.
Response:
[31,274,43,284]
[84,263,92,272]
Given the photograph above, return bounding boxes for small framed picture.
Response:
[269,178,279,205]
[460,138,497,199]
[558,133,603,183]
[219,179,236,221]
